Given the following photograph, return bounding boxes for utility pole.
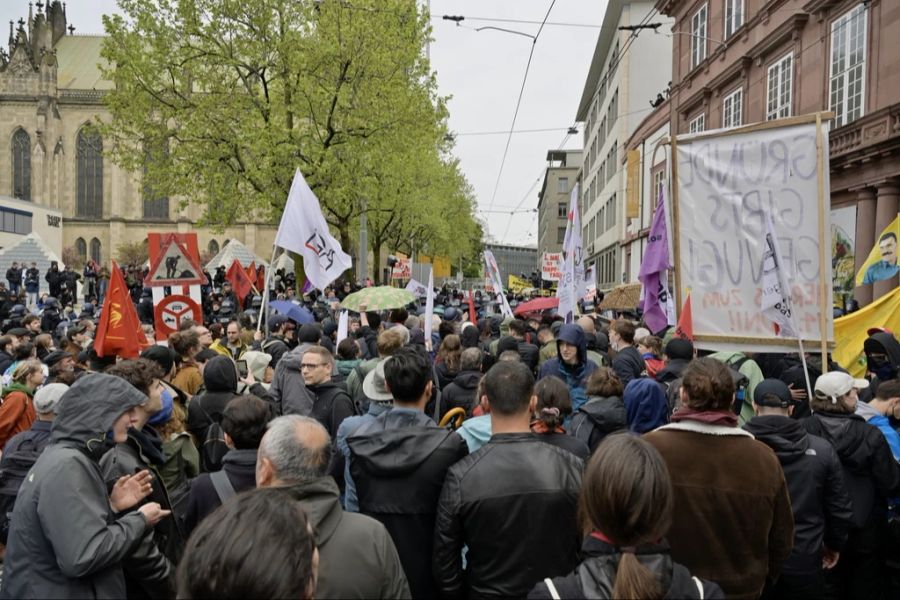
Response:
[357,198,367,283]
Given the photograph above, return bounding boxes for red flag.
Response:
[246,261,257,283]
[226,260,254,299]
[94,261,148,358]
[675,293,694,341]
[468,289,477,324]
[256,265,266,291]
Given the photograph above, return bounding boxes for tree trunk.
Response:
[372,241,383,286]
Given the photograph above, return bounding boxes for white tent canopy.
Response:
[204,239,268,272]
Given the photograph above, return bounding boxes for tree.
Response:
[115,241,149,267]
[99,0,479,263]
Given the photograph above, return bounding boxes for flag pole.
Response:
[796,338,815,404]
[257,245,279,334]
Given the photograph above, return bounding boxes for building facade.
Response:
[659,0,900,304]
[483,243,538,284]
[0,2,276,268]
[537,149,582,260]
[576,0,674,291]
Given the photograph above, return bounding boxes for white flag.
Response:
[760,212,798,338]
[336,310,349,346]
[275,169,352,291]
[483,250,513,318]
[423,268,435,351]
[557,183,583,322]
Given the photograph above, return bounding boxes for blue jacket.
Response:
[538,324,599,420]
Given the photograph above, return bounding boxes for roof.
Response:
[205,239,268,271]
[0,232,64,295]
[576,0,628,121]
[599,282,642,310]
[55,35,113,91]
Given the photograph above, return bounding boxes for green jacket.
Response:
[710,351,764,426]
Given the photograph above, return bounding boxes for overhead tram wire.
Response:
[485,0,558,213]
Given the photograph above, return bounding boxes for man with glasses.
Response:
[193,324,214,349]
[300,347,355,441]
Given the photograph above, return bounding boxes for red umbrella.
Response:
[513,296,559,316]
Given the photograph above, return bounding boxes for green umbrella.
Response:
[340,286,416,312]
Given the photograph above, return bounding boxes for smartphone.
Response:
[235,360,248,378]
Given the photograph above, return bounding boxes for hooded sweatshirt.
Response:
[2,374,169,600]
[538,324,599,420]
[623,378,669,434]
[863,332,900,397]
[187,355,240,443]
[347,408,468,600]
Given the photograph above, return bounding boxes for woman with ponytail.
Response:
[528,434,723,599]
[531,376,589,459]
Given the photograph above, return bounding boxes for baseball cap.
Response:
[268,314,288,332]
[362,359,394,404]
[753,379,793,408]
[814,371,869,403]
[33,382,68,414]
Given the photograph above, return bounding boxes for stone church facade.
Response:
[0,1,277,266]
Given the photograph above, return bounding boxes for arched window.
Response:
[75,237,87,261]
[76,128,103,218]
[90,238,102,264]
[208,239,219,255]
[11,128,31,200]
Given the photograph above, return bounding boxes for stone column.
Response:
[854,187,876,305]
[873,183,900,300]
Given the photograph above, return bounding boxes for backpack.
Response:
[0,433,49,543]
[350,364,371,415]
[198,399,229,473]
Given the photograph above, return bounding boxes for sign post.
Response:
[145,233,204,342]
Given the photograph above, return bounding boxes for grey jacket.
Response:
[284,476,411,599]
[268,344,318,415]
[1,374,170,599]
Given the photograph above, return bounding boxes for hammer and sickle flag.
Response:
[94,260,148,358]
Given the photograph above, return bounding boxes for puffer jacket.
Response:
[434,432,583,598]
[569,395,627,453]
[268,346,317,415]
[528,536,724,599]
[348,408,468,599]
[744,415,853,574]
[1,374,170,600]
[186,355,241,444]
[802,411,900,529]
[538,324,599,419]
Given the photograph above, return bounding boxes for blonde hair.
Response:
[12,359,43,385]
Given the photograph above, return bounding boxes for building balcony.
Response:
[829,103,900,163]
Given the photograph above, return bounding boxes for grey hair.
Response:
[396,325,411,346]
[259,415,333,482]
[460,347,483,371]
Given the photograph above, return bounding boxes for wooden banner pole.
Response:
[815,113,830,372]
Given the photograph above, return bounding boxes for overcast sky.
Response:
[1,0,604,246]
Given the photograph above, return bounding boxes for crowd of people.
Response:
[0,272,898,600]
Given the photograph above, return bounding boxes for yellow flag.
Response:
[508,274,530,293]
[833,286,900,378]
[855,214,899,286]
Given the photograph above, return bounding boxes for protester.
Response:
[170,329,204,395]
[209,319,248,360]
[335,337,363,384]
[536,325,556,366]
[530,376,590,459]
[0,359,43,448]
[440,346,484,419]
[300,346,355,439]
[508,319,540,372]
[609,320,646,386]
[803,371,900,599]
[569,366,628,453]
[644,357,794,599]
[637,335,665,378]
[434,361,583,598]
[529,434,724,599]
[435,333,462,390]
[177,487,319,600]
[347,347,468,599]
[256,415,411,599]
[151,394,198,519]
[538,323,599,420]
[1,373,171,599]
[186,355,241,469]
[261,314,292,368]
[183,394,273,536]
[622,377,669,434]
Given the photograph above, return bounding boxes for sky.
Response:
[0,0,603,246]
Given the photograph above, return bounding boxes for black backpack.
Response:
[198,400,229,473]
[0,433,49,543]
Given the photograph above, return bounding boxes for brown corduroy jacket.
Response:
[644,421,794,600]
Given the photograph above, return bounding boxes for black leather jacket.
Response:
[433,432,583,598]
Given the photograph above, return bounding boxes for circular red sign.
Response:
[154,295,203,339]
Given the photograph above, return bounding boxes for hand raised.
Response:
[110,470,153,512]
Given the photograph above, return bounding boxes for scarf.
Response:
[670,406,738,427]
[530,419,565,435]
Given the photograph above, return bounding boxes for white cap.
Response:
[33,383,69,414]
[814,371,869,404]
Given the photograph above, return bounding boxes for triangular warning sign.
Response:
[144,237,204,286]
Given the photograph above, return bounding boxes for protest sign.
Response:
[541,252,562,281]
[391,256,411,279]
[672,115,834,352]
[508,274,531,293]
[405,278,427,297]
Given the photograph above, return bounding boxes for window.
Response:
[608,193,617,230]
[208,239,220,256]
[689,113,706,133]
[90,238,101,264]
[75,238,87,261]
[558,202,568,219]
[11,128,30,201]
[691,3,708,68]
[723,88,743,128]
[767,53,793,120]
[724,0,743,39]
[557,177,569,194]
[652,166,666,206]
[606,145,617,184]
[0,207,31,235]
[557,227,567,244]
[76,128,103,218]
[829,5,867,128]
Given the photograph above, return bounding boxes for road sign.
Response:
[145,236,204,286]
[154,295,202,340]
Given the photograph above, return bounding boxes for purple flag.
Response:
[638,191,670,334]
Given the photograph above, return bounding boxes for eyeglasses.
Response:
[300,363,327,370]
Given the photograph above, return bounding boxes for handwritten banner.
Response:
[675,120,834,350]
[541,252,562,281]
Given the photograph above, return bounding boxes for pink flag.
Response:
[638,191,670,334]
